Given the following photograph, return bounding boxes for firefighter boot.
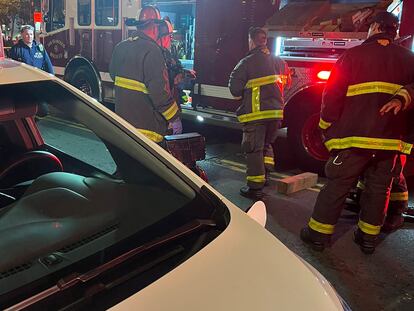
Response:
[382,214,404,233]
[353,228,377,254]
[240,186,264,200]
[300,227,330,252]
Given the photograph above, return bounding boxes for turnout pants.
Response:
[309,149,400,239]
[242,121,280,189]
[356,155,408,217]
[388,155,408,216]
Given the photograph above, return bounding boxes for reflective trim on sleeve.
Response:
[264,156,275,166]
[162,102,179,121]
[115,76,149,94]
[308,218,335,235]
[346,81,402,97]
[390,191,409,202]
[396,88,412,108]
[324,137,413,154]
[358,220,381,235]
[245,75,281,89]
[137,129,164,143]
[319,118,332,130]
[246,175,266,183]
[238,110,283,123]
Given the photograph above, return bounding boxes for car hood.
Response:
[111,193,343,311]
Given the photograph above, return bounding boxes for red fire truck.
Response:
[38,0,414,171]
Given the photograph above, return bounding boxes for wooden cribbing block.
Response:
[277,172,318,195]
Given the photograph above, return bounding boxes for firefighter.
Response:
[9,25,54,74]
[109,6,179,144]
[300,12,414,254]
[157,18,189,135]
[228,27,290,199]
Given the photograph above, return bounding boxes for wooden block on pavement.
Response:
[277,172,318,195]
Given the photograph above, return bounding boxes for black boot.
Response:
[382,214,404,233]
[300,227,328,252]
[353,228,377,254]
[240,186,263,200]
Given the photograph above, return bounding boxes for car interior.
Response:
[0,80,230,309]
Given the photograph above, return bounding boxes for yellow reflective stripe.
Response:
[346,81,402,97]
[238,110,283,123]
[396,88,412,108]
[358,220,380,235]
[319,118,332,130]
[162,102,179,121]
[390,192,409,201]
[245,75,280,89]
[246,175,266,183]
[357,180,366,190]
[137,129,164,143]
[308,218,334,235]
[115,76,149,94]
[252,87,261,113]
[264,156,275,166]
[325,137,413,154]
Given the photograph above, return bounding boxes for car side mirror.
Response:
[246,201,267,227]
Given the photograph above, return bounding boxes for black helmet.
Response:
[369,11,399,36]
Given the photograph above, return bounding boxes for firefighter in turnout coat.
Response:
[229,27,290,199]
[301,12,414,254]
[109,7,179,144]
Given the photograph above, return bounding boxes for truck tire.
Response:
[287,99,325,175]
[71,66,100,99]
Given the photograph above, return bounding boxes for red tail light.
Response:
[317,71,331,80]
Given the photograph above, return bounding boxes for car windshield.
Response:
[0,79,229,309]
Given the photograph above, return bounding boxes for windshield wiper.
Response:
[7,219,216,311]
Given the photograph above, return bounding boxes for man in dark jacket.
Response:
[301,12,414,254]
[109,7,179,144]
[9,25,54,74]
[10,25,53,117]
[229,27,290,199]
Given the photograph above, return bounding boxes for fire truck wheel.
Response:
[71,66,99,99]
[287,112,325,175]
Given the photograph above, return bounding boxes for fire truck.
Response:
[37,0,414,171]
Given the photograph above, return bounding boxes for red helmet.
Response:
[301,113,330,161]
[138,6,161,22]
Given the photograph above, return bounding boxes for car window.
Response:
[37,108,117,175]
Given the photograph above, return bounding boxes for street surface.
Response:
[39,117,414,311]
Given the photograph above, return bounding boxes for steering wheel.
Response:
[0,150,63,188]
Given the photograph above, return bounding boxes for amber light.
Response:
[317,71,331,80]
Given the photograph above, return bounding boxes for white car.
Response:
[0,58,350,310]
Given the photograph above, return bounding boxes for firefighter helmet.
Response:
[301,113,330,161]
[138,6,161,22]
[159,19,174,38]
